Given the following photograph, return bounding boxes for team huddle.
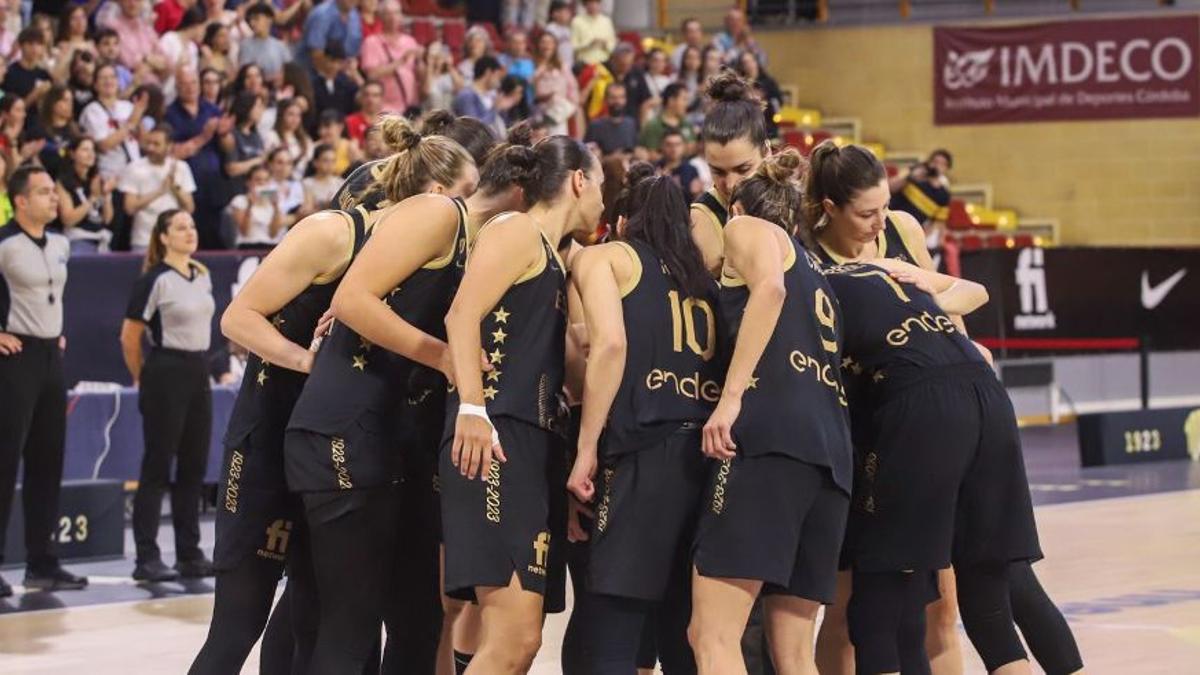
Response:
[188,74,1084,675]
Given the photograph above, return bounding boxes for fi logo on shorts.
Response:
[528,531,550,576]
[256,519,293,562]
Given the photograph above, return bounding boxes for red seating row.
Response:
[952,233,1037,251]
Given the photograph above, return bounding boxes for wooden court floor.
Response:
[1,490,1198,673]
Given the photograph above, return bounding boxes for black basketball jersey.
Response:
[333,159,387,212]
[446,223,567,435]
[813,212,918,266]
[287,198,469,486]
[719,236,852,493]
[223,207,370,486]
[691,188,729,230]
[822,262,984,379]
[603,240,721,458]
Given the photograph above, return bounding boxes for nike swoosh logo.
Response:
[1141,268,1187,310]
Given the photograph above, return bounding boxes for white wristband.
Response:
[458,403,501,447]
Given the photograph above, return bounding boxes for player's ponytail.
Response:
[800,140,886,243]
[620,165,712,299]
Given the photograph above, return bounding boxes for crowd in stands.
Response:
[0,1,787,253]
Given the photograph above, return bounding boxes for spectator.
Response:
[160,8,207,100]
[889,149,954,227]
[345,81,383,146]
[95,29,134,94]
[532,31,580,137]
[499,74,531,126]
[315,109,360,175]
[201,23,238,81]
[34,85,78,177]
[0,0,14,60]
[584,82,637,157]
[671,18,705,71]
[3,27,53,106]
[714,7,766,66]
[641,48,673,114]
[80,63,147,179]
[51,5,96,85]
[457,25,492,81]
[638,83,696,160]
[301,0,364,74]
[737,51,782,140]
[263,97,314,181]
[119,125,197,252]
[544,1,574,68]
[608,43,650,123]
[154,0,196,34]
[222,91,268,190]
[0,96,39,169]
[359,0,382,37]
[571,0,616,66]
[101,0,172,86]
[422,41,463,113]
[498,30,535,87]
[359,0,421,116]
[361,122,389,160]
[240,3,294,87]
[504,0,539,30]
[453,56,516,138]
[265,146,313,225]
[303,142,341,206]
[0,154,9,224]
[165,66,226,249]
[200,67,226,108]
[229,163,285,249]
[67,50,96,118]
[310,42,359,119]
[131,84,167,135]
[658,129,701,201]
[677,45,704,98]
[56,136,116,253]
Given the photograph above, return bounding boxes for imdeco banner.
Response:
[934,16,1200,124]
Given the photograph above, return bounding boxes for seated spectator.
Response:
[265,98,315,181]
[95,29,134,94]
[315,109,360,176]
[229,163,285,249]
[51,5,96,85]
[154,0,191,34]
[571,0,616,66]
[671,18,705,71]
[715,7,766,66]
[453,56,517,139]
[301,0,363,74]
[359,0,382,38]
[499,74,531,127]
[608,43,651,124]
[638,83,697,161]
[658,130,702,202]
[240,3,294,88]
[311,42,359,119]
[457,25,492,82]
[422,42,463,114]
[265,146,313,226]
[160,8,206,100]
[200,67,226,109]
[362,123,389,160]
[3,27,53,106]
[34,85,78,177]
[545,1,574,68]
[499,30,534,89]
[131,85,167,135]
[737,51,782,140]
[533,31,580,137]
[56,137,115,253]
[67,49,96,117]
[81,63,147,179]
[642,48,673,111]
[585,82,637,157]
[119,125,197,251]
[359,0,421,115]
[889,149,954,228]
[166,66,227,249]
[676,45,704,99]
[201,23,238,81]
[221,91,268,192]
[345,81,384,147]
[0,96,35,167]
[230,64,278,136]
[303,142,341,207]
[101,0,171,85]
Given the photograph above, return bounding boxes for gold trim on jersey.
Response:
[612,241,642,298]
[817,213,894,265]
[888,211,925,263]
[422,198,469,270]
[720,235,797,288]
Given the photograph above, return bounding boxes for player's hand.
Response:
[0,332,23,355]
[703,394,741,460]
[567,494,594,543]
[451,413,506,480]
[566,445,598,503]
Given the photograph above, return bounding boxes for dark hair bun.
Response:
[705,71,761,105]
[624,161,657,189]
[506,120,535,147]
[760,148,804,184]
[418,109,456,137]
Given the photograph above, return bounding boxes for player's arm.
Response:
[444,214,540,480]
[220,211,350,373]
[703,216,787,460]
[872,258,989,316]
[331,195,459,371]
[690,206,724,277]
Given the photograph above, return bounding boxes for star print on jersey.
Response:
[872,370,886,383]
[489,349,505,365]
[352,355,367,371]
[842,356,864,375]
[747,376,759,389]
[271,314,286,329]
[483,386,498,401]
[491,328,508,344]
[493,307,510,324]
[359,337,372,351]
[487,369,502,382]
[256,368,269,386]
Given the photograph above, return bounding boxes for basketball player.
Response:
[282,116,478,673]
[689,150,853,675]
[441,136,604,674]
[822,255,1042,675]
[565,167,718,673]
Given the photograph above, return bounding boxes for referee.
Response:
[120,210,215,582]
[0,166,88,596]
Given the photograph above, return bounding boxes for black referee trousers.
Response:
[0,336,67,570]
[134,349,212,564]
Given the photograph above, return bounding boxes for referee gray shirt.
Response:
[0,223,70,339]
[125,262,215,352]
